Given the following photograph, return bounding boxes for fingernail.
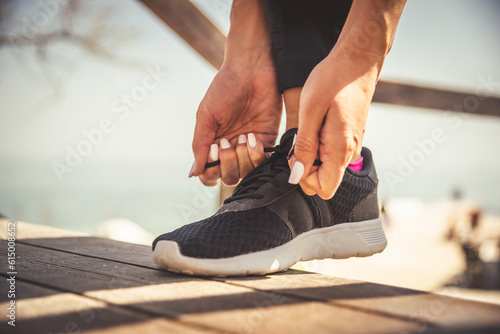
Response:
[210,143,218,161]
[238,134,247,144]
[220,138,231,149]
[188,160,196,177]
[248,133,257,148]
[288,161,304,184]
[292,134,296,146]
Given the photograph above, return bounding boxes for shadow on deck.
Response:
[1,219,500,333]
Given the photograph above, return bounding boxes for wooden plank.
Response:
[0,280,210,333]
[138,0,225,69]
[19,235,156,268]
[0,219,85,240]
[138,0,500,117]
[222,271,500,332]
[135,0,232,201]
[4,220,500,332]
[0,219,154,267]
[372,80,500,117]
[0,241,421,333]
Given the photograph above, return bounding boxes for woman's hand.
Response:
[288,47,382,199]
[288,0,405,199]
[191,62,282,186]
[189,0,282,186]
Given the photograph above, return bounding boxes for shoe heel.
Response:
[353,218,387,257]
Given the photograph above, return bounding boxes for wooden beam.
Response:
[373,81,500,117]
[139,0,500,117]
[138,0,232,204]
[139,0,225,69]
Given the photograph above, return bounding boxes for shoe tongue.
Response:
[279,128,297,152]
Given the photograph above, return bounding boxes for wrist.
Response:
[339,29,392,58]
[222,0,273,70]
[222,35,274,71]
[327,44,385,85]
[337,0,406,57]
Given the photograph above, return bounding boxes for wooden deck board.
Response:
[1,240,420,333]
[223,272,500,331]
[17,235,156,268]
[0,280,207,334]
[1,219,500,333]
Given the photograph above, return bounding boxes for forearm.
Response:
[333,0,406,69]
[222,0,273,69]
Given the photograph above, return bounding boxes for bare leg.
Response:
[283,87,301,130]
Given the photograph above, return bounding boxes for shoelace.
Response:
[204,147,275,169]
[204,142,322,204]
[204,147,321,169]
[224,144,291,203]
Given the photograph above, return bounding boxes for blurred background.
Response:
[1,0,499,303]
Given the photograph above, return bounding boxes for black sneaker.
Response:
[153,128,386,276]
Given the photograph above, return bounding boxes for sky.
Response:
[0,0,499,234]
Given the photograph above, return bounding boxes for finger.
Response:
[247,133,266,167]
[289,91,329,184]
[199,143,221,187]
[313,141,352,199]
[315,162,345,199]
[219,138,240,186]
[299,175,317,196]
[235,135,254,178]
[298,165,319,196]
[299,162,343,200]
[311,116,356,199]
[191,105,217,177]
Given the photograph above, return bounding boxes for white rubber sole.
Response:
[153,218,387,277]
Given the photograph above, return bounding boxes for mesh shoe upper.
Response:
[153,207,292,259]
[326,170,377,224]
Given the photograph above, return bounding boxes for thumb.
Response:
[191,109,217,177]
